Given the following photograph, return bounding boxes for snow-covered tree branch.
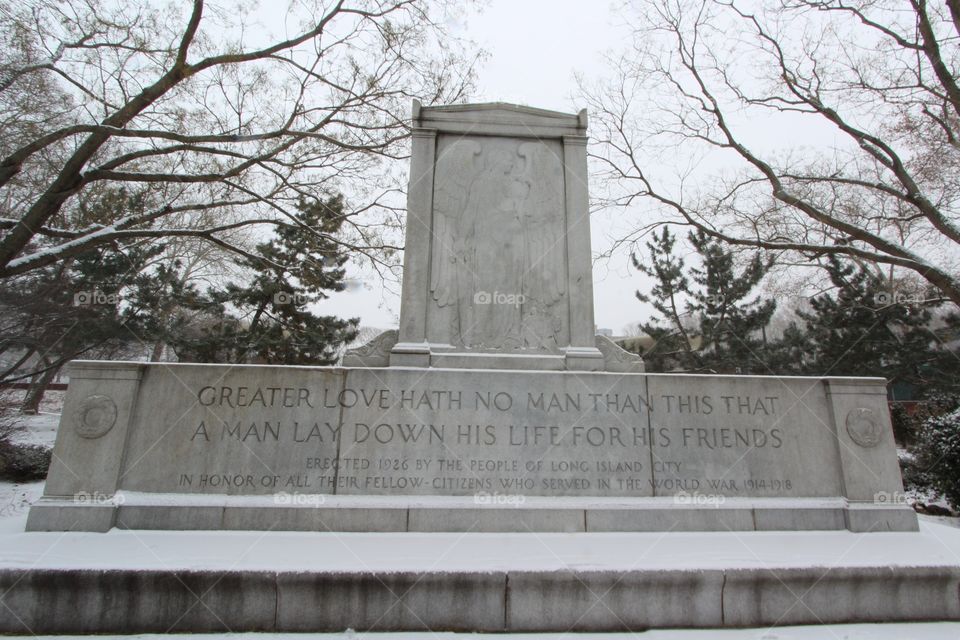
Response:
[0,0,479,279]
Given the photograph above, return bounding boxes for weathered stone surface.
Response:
[596,335,645,372]
[3,563,955,632]
[342,329,397,367]
[645,374,842,499]
[275,571,505,631]
[506,570,724,630]
[335,367,653,498]
[0,569,277,633]
[390,102,605,370]
[722,566,960,626]
[29,360,916,532]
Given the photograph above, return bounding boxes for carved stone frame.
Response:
[389,101,606,371]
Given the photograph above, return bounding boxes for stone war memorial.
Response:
[27,101,914,534]
[6,102,960,634]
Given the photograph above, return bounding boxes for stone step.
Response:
[27,494,919,533]
[2,522,959,633]
[1,564,958,633]
[15,628,960,640]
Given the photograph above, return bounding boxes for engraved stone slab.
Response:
[426,135,568,351]
[846,407,882,448]
[390,102,607,371]
[645,375,840,497]
[336,368,652,497]
[30,361,915,533]
[118,366,344,495]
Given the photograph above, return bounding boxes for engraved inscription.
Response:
[133,374,816,499]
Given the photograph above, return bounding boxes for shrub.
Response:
[0,441,51,481]
[890,403,915,446]
[0,390,51,481]
[906,406,960,510]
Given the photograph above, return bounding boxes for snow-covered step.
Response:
[1,521,960,633]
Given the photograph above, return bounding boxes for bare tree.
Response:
[581,0,960,305]
[0,0,478,279]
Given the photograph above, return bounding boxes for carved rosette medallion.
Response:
[845,407,881,448]
[74,394,118,439]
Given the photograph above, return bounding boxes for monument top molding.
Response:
[345,100,643,372]
[412,100,588,138]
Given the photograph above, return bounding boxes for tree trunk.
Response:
[20,365,60,415]
[150,341,165,362]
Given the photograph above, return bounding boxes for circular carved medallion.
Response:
[845,407,881,448]
[74,395,118,439]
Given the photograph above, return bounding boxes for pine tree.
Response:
[632,228,776,373]
[172,195,359,365]
[0,241,168,408]
[632,227,697,371]
[798,255,957,393]
[764,321,813,376]
[687,230,776,374]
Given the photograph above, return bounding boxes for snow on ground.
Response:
[1,394,960,636]
[2,388,62,447]
[0,480,43,529]
[16,625,960,638]
[0,390,55,532]
[921,513,960,529]
[9,411,59,448]
[3,519,960,573]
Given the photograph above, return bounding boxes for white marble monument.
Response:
[345,102,641,372]
[27,102,914,535]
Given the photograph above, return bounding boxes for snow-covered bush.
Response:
[905,406,960,510]
[0,442,51,481]
[0,390,50,481]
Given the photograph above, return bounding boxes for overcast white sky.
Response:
[314,0,652,334]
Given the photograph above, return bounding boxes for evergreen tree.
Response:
[632,227,696,371]
[0,241,173,408]
[172,195,359,365]
[798,255,958,394]
[0,186,221,409]
[687,230,776,374]
[764,321,813,377]
[632,228,776,373]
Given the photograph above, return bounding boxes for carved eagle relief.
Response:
[429,136,567,350]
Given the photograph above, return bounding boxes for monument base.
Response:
[1,523,958,633]
[30,360,916,533]
[344,332,642,372]
[386,341,610,371]
[27,494,917,533]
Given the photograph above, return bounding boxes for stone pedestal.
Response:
[372,102,610,372]
[29,360,916,533]
[3,524,959,633]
